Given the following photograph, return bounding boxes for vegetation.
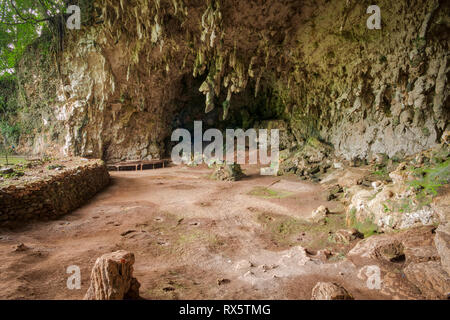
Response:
[409,159,450,196]
[256,211,350,250]
[0,0,71,78]
[248,186,293,199]
[347,207,379,238]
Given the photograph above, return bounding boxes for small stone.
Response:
[120,230,136,236]
[235,260,253,270]
[309,205,330,224]
[333,162,343,169]
[14,243,29,252]
[217,278,231,285]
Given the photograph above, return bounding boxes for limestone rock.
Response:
[84,250,141,300]
[389,162,414,185]
[434,225,450,275]
[404,246,440,264]
[404,261,450,299]
[325,184,343,200]
[211,164,244,181]
[348,235,405,265]
[332,229,363,243]
[442,130,450,145]
[309,205,329,224]
[311,282,353,300]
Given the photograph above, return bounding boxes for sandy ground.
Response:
[0,163,389,300]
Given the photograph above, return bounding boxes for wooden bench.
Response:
[107,159,170,171]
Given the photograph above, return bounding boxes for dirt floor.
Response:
[0,163,392,300]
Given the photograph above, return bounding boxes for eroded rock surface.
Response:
[84,250,140,300]
[311,282,353,300]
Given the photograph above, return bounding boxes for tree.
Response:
[0,119,20,165]
[0,0,68,78]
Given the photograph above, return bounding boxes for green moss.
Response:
[257,212,347,249]
[409,159,450,196]
[352,218,379,238]
[248,186,293,199]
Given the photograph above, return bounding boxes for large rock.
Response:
[346,182,438,231]
[311,282,353,300]
[348,235,405,265]
[84,250,141,300]
[332,229,363,244]
[211,164,244,181]
[403,261,450,299]
[309,205,330,224]
[435,226,450,275]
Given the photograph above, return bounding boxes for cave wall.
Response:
[14,0,449,161]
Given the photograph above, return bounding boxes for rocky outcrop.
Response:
[84,250,141,300]
[348,225,450,299]
[311,282,353,300]
[404,261,450,299]
[10,0,448,162]
[345,143,448,231]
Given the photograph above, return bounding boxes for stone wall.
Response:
[0,160,110,228]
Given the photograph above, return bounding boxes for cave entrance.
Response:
[165,73,288,160]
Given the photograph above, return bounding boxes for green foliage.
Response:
[0,0,66,78]
[347,207,379,238]
[409,159,450,196]
[0,120,21,144]
[352,218,379,238]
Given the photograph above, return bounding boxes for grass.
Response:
[409,159,449,196]
[248,186,293,199]
[352,220,379,238]
[256,211,347,250]
[347,207,379,238]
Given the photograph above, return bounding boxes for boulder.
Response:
[434,225,450,275]
[389,162,414,185]
[84,250,141,300]
[311,282,353,300]
[348,235,405,265]
[325,184,343,200]
[212,164,244,181]
[403,261,450,299]
[332,229,363,243]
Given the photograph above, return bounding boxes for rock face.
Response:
[403,261,450,299]
[9,0,448,162]
[84,251,141,300]
[311,282,353,300]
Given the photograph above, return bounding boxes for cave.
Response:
[164,72,288,160]
[0,0,448,304]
